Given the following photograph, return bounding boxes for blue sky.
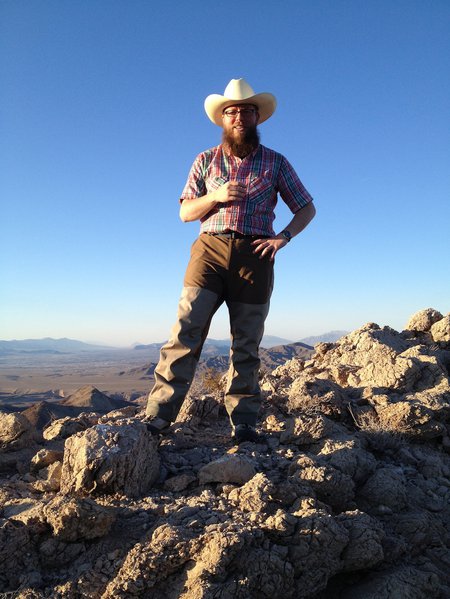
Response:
[1,0,449,346]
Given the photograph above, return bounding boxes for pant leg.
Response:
[146,235,227,422]
[224,239,274,427]
[146,286,221,421]
[225,300,271,426]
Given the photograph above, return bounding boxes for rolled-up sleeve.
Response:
[180,154,206,202]
[277,156,313,213]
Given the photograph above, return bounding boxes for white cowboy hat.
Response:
[204,78,277,126]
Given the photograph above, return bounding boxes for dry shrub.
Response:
[348,406,405,452]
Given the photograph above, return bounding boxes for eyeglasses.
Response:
[223,107,256,118]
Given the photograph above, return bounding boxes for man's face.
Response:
[221,103,259,141]
[221,104,260,157]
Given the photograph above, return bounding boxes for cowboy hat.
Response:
[204,78,277,126]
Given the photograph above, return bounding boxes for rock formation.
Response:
[0,308,449,598]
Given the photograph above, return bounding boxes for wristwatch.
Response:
[280,230,292,242]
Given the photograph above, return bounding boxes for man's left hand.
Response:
[252,237,287,261]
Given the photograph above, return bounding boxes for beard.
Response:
[222,126,260,158]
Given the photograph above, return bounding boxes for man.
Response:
[145,78,316,443]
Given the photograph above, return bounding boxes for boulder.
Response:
[430,314,450,344]
[43,495,116,541]
[43,413,99,441]
[198,454,256,485]
[228,472,276,512]
[60,419,160,497]
[404,308,443,332]
[0,412,34,451]
[280,414,334,445]
[30,448,64,472]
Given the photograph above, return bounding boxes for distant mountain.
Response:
[300,331,349,346]
[134,335,293,354]
[121,342,313,379]
[0,338,114,355]
[60,385,130,411]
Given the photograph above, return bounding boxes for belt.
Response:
[204,232,269,239]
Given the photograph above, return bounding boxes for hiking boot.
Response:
[232,424,264,444]
[143,416,171,435]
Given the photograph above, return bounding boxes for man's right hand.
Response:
[180,181,246,223]
[214,181,246,204]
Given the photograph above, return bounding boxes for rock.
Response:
[288,509,349,594]
[38,537,85,568]
[33,461,62,492]
[340,565,440,598]
[0,518,40,592]
[177,395,221,424]
[337,510,384,571]
[43,495,116,541]
[358,467,408,512]
[60,419,160,497]
[2,498,47,533]
[317,437,377,483]
[290,455,355,513]
[163,473,197,492]
[228,472,275,512]
[375,400,445,439]
[405,308,443,333]
[43,413,99,441]
[430,313,450,343]
[0,412,34,451]
[280,414,333,445]
[198,454,256,485]
[30,448,64,472]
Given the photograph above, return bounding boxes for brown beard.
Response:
[222,126,260,158]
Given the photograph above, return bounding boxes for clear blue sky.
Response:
[1,0,449,346]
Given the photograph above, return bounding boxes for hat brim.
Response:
[204,92,277,126]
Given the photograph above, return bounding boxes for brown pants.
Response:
[146,234,274,426]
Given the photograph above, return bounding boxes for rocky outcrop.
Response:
[0,308,448,598]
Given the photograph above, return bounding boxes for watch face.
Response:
[283,230,292,241]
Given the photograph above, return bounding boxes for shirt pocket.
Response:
[248,176,273,204]
[206,176,228,194]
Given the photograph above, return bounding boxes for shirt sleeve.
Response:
[277,156,314,213]
[180,154,207,202]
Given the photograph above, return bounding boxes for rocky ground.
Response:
[0,308,449,599]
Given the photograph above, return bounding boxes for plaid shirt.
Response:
[180,144,313,236]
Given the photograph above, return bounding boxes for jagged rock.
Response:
[198,454,256,485]
[0,518,40,592]
[290,455,355,512]
[228,472,276,512]
[375,400,446,439]
[358,467,408,513]
[43,413,100,441]
[177,394,221,424]
[339,565,440,598]
[33,461,62,492]
[30,448,64,472]
[431,313,450,343]
[102,523,196,597]
[288,507,350,595]
[280,414,334,445]
[163,473,197,492]
[43,495,116,541]
[0,412,34,451]
[60,419,160,497]
[38,537,85,568]
[405,308,444,332]
[336,510,384,570]
[317,437,377,483]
